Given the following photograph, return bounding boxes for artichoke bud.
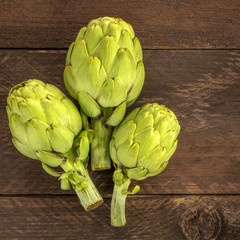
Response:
[6,79,82,166]
[64,17,145,112]
[64,17,145,172]
[110,103,180,179]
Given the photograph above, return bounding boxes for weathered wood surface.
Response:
[0,196,239,239]
[1,1,240,238]
[0,0,240,49]
[1,50,239,195]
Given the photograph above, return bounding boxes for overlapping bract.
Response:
[110,103,180,180]
[6,79,82,166]
[64,16,145,120]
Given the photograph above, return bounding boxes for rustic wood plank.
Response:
[0,195,239,239]
[0,50,240,195]
[0,0,240,49]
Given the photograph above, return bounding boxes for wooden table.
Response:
[1,1,240,239]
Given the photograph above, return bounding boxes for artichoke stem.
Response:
[111,178,131,227]
[61,153,103,211]
[91,112,112,171]
[74,175,103,211]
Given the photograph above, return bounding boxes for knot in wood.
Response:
[180,207,221,240]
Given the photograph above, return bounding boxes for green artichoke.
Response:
[6,79,103,210]
[64,16,145,171]
[109,103,180,226]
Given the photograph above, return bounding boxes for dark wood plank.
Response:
[0,0,240,49]
[0,195,239,239]
[0,50,240,195]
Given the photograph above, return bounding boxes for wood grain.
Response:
[0,196,239,239]
[1,50,240,195]
[0,0,240,49]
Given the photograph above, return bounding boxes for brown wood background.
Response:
[0,1,240,239]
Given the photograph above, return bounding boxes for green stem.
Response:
[111,177,131,227]
[91,109,112,171]
[74,175,103,211]
[61,150,103,211]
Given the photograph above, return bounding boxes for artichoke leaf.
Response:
[138,145,166,172]
[108,48,136,90]
[79,108,90,130]
[64,66,78,99]
[45,84,65,99]
[134,110,154,134]
[117,141,139,169]
[97,78,128,108]
[105,101,126,126]
[133,37,143,62]
[75,26,87,43]
[109,139,120,166]
[69,172,86,184]
[61,178,71,190]
[134,127,160,160]
[36,149,64,167]
[90,33,119,74]
[41,96,69,127]
[9,113,29,146]
[61,97,82,135]
[18,98,46,122]
[41,162,61,177]
[76,56,106,98]
[66,42,74,65]
[120,107,140,125]
[113,169,124,186]
[6,105,12,120]
[105,22,122,42]
[78,91,101,118]
[122,185,140,195]
[46,124,74,153]
[26,118,51,151]
[127,61,145,107]
[118,30,134,60]
[12,137,37,159]
[164,140,178,162]
[124,166,147,180]
[113,120,136,147]
[78,135,90,161]
[86,129,94,143]
[71,40,89,71]
[84,24,103,54]
[145,162,168,179]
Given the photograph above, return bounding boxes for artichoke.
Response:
[6,79,103,210]
[64,16,145,171]
[109,103,180,226]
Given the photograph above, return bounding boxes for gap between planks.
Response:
[0,193,240,198]
[0,48,240,51]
